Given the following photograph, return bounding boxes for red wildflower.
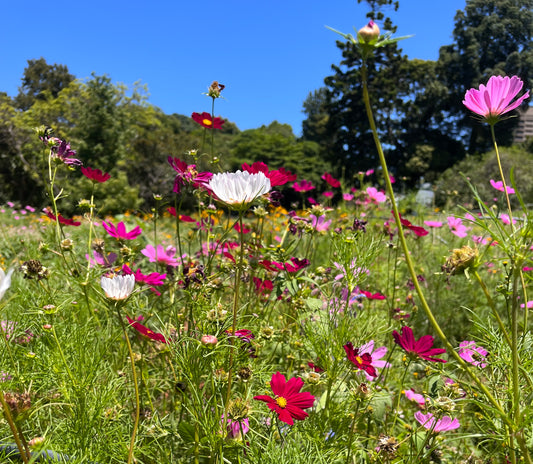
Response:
[81,166,111,183]
[226,329,255,343]
[392,326,446,363]
[343,342,377,377]
[44,208,81,226]
[397,213,429,237]
[191,112,224,129]
[241,161,297,187]
[259,258,310,273]
[126,315,167,344]
[253,276,273,295]
[253,372,315,425]
[166,207,195,222]
[102,220,142,240]
[360,290,386,300]
[308,361,324,373]
[321,172,341,188]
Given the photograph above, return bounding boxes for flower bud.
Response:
[201,334,218,347]
[358,20,380,43]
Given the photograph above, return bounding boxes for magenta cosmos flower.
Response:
[253,372,315,425]
[102,220,142,240]
[358,340,391,380]
[458,340,488,368]
[126,315,167,344]
[414,411,460,433]
[293,179,315,192]
[167,157,212,194]
[322,172,341,188]
[343,342,377,378]
[81,166,111,183]
[490,179,515,194]
[398,213,429,237]
[309,214,332,232]
[141,244,181,267]
[392,326,446,363]
[463,75,529,125]
[241,161,296,187]
[447,216,469,238]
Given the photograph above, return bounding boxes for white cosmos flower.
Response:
[100,274,135,300]
[208,171,271,210]
[0,268,13,300]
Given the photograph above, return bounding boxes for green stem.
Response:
[0,390,29,464]
[361,59,512,429]
[117,307,140,464]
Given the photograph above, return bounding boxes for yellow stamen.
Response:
[355,356,363,364]
[202,119,213,126]
[275,396,287,408]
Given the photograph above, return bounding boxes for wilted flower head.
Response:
[442,245,478,276]
[207,171,271,210]
[463,75,529,125]
[100,274,135,300]
[207,81,225,99]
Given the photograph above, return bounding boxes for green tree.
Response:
[436,0,533,153]
[15,58,75,111]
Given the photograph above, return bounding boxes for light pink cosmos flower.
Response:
[358,340,390,381]
[309,214,332,232]
[500,213,516,225]
[458,340,488,368]
[343,193,354,201]
[424,221,443,228]
[463,75,529,125]
[520,301,533,309]
[141,244,181,267]
[414,411,460,433]
[366,186,387,203]
[490,179,515,194]
[404,389,425,407]
[447,216,469,238]
[102,221,142,240]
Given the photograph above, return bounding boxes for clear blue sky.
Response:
[1,0,466,136]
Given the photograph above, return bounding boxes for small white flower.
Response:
[0,268,14,300]
[207,171,271,210]
[100,274,135,300]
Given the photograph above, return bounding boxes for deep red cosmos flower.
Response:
[321,172,341,188]
[102,220,142,240]
[259,257,310,273]
[44,208,81,226]
[343,342,377,377]
[81,166,111,183]
[126,315,167,344]
[254,372,315,425]
[166,207,195,222]
[397,213,429,237]
[392,326,446,363]
[241,161,297,187]
[191,112,225,129]
[252,276,274,296]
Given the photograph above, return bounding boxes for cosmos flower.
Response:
[392,326,446,363]
[102,220,142,240]
[447,216,469,238]
[207,171,271,210]
[414,411,460,433]
[424,221,443,228]
[358,339,390,380]
[404,389,426,407]
[309,214,332,232]
[167,157,212,194]
[241,161,296,187]
[458,340,488,368]
[292,179,315,192]
[191,111,225,129]
[126,315,167,343]
[44,208,81,226]
[360,290,386,300]
[490,179,515,194]
[344,342,377,377]
[81,166,111,183]
[322,172,341,188]
[366,187,387,203]
[463,75,529,125]
[398,214,428,237]
[100,274,135,300]
[141,244,181,267]
[253,372,315,425]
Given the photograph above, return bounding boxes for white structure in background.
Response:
[513,106,533,143]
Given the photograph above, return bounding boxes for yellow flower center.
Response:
[202,119,213,126]
[355,356,363,364]
[275,396,287,408]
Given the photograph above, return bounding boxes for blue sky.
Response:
[2,0,466,135]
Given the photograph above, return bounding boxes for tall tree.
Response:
[15,58,75,111]
[437,0,533,153]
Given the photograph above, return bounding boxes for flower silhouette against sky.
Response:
[253,372,315,425]
[102,220,142,240]
[414,411,460,433]
[463,75,529,125]
[191,111,225,129]
[392,326,447,363]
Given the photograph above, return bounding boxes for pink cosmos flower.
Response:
[102,220,142,240]
[392,326,447,363]
[141,244,181,267]
[122,264,166,287]
[322,172,341,188]
[322,191,334,199]
[366,187,387,203]
[81,166,111,183]
[490,179,515,194]
[447,216,469,238]
[360,290,386,300]
[414,411,460,433]
[405,389,425,407]
[358,340,391,380]
[343,193,354,201]
[458,341,488,368]
[500,213,516,225]
[463,75,529,125]
[424,221,443,228]
[292,179,315,192]
[222,415,249,439]
[168,157,213,194]
[241,161,296,187]
[520,301,533,309]
[309,214,332,232]
[85,250,117,268]
[343,342,377,378]
[259,257,310,273]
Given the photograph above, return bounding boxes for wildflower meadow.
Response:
[1,16,533,464]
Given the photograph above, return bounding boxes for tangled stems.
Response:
[0,390,29,464]
[361,60,532,462]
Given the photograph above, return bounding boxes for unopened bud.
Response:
[358,20,380,43]
[201,334,218,347]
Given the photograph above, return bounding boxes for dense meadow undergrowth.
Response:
[1,20,533,464]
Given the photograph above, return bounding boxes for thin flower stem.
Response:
[0,390,29,464]
[84,186,96,283]
[361,60,513,430]
[117,307,140,464]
